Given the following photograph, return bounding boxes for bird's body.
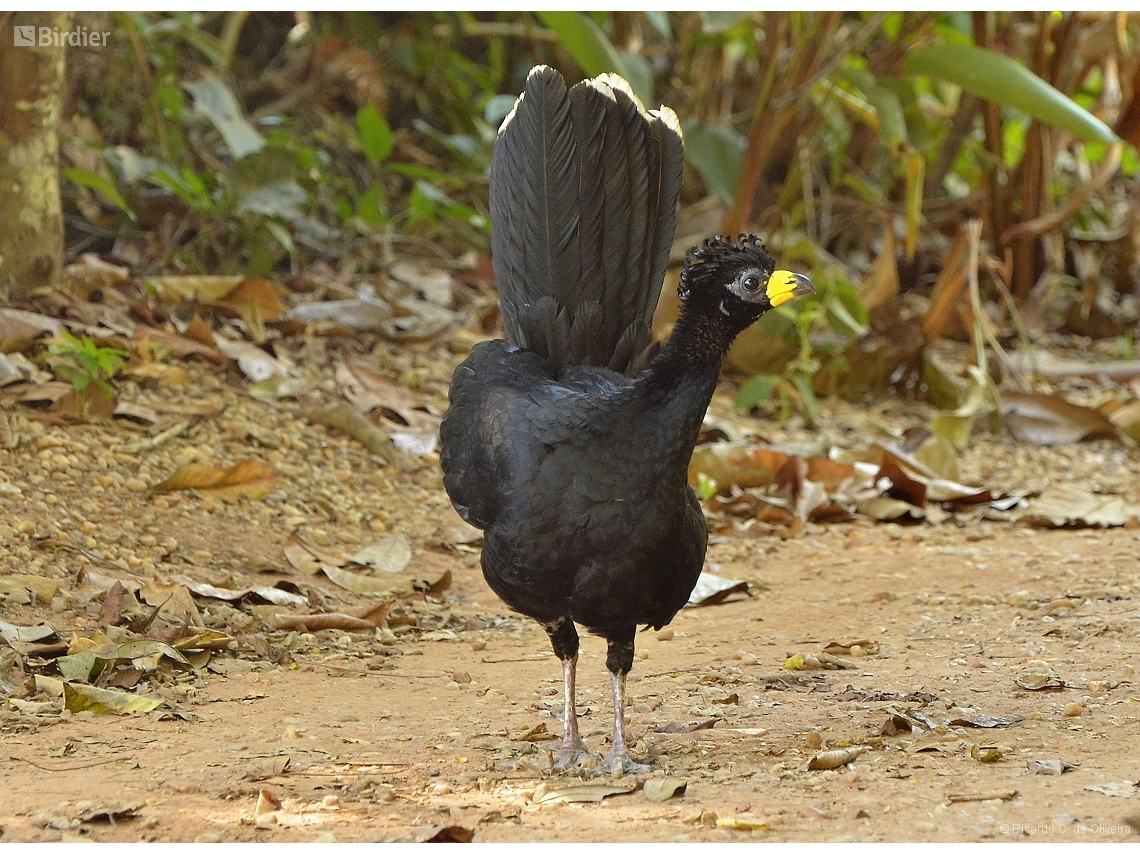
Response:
[440,66,811,772]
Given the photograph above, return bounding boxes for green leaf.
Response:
[62,168,136,219]
[735,374,780,411]
[643,11,671,39]
[264,220,295,256]
[356,183,387,226]
[866,85,906,149]
[682,122,745,204]
[700,11,752,33]
[355,104,394,163]
[791,373,819,425]
[904,43,1120,144]
[537,12,649,103]
[63,682,164,715]
[619,51,654,106]
[183,78,266,159]
[696,472,719,501]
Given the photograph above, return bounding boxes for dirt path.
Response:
[2,362,1139,842]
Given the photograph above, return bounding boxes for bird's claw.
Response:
[602,751,651,776]
[553,739,599,772]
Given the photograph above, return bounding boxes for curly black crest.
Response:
[678,234,775,302]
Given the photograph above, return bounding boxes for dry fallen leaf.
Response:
[147,274,244,303]
[214,337,290,383]
[715,815,770,831]
[348,534,412,574]
[149,459,278,501]
[421,826,475,843]
[531,781,636,804]
[1016,673,1067,691]
[1027,758,1079,775]
[947,790,1018,803]
[808,746,866,770]
[256,788,282,816]
[1017,483,1140,528]
[1002,391,1119,446]
[687,572,749,606]
[305,403,392,458]
[971,743,1004,763]
[273,613,377,632]
[643,779,688,802]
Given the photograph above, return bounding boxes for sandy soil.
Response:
[1,358,1139,843]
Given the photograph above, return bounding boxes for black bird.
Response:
[440,66,812,773]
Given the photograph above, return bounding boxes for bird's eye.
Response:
[741,275,761,293]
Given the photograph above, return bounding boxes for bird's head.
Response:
[678,234,813,334]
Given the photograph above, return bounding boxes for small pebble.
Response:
[805,730,823,749]
[471,640,486,651]
[1062,702,1082,717]
[849,645,865,658]
[656,628,674,641]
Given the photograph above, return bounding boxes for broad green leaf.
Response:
[644,11,671,39]
[63,682,164,715]
[735,374,779,412]
[264,220,296,256]
[866,86,905,149]
[904,152,924,260]
[904,43,1119,144]
[183,78,266,159]
[356,183,387,226]
[106,639,192,667]
[682,121,745,204]
[701,11,752,33]
[63,168,136,218]
[538,12,647,103]
[57,650,103,682]
[792,372,819,425]
[618,51,654,106]
[235,180,307,219]
[355,104,394,163]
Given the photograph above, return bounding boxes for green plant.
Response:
[734,276,867,425]
[44,333,129,416]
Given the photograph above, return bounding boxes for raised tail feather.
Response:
[489,65,684,377]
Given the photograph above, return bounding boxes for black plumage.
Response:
[440,66,812,773]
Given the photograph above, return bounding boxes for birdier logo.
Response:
[13,25,108,47]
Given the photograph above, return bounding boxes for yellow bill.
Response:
[767,270,814,307]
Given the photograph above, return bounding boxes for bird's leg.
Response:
[604,636,650,774]
[544,618,591,770]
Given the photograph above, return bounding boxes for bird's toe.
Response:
[603,750,651,775]
[553,740,599,772]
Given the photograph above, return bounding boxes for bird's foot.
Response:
[553,739,599,772]
[602,749,651,776]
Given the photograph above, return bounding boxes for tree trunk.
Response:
[0,11,71,298]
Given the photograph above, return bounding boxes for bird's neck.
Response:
[629,308,735,468]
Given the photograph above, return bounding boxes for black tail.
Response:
[489,66,684,377]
